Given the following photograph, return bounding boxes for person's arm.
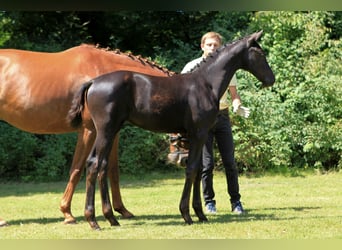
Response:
[229,81,250,118]
[229,85,242,111]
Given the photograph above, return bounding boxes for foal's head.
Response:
[242,31,275,87]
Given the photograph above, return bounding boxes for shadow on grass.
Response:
[4,205,324,229]
[118,205,324,226]
[4,215,85,226]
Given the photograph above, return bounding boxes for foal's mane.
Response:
[80,43,175,76]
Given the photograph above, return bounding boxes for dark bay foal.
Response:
[68,31,275,230]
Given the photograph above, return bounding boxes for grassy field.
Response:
[0,170,341,239]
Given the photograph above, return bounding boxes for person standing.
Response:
[181,31,250,214]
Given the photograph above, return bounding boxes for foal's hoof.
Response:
[89,222,101,231]
[197,213,208,222]
[199,217,209,222]
[183,217,194,225]
[109,218,120,227]
[185,220,194,225]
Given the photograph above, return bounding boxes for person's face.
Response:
[201,37,221,57]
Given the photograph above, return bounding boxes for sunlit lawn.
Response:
[0,170,341,239]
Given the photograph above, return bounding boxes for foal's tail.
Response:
[67,81,93,128]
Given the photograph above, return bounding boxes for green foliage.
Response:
[0,12,10,46]
[0,123,76,181]
[0,123,37,180]
[1,12,90,51]
[31,134,77,182]
[118,124,171,175]
[153,11,252,72]
[233,11,342,173]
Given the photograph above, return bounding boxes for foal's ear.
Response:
[247,30,263,47]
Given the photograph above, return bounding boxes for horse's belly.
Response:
[0,106,75,134]
[129,116,184,134]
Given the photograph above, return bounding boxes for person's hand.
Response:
[232,99,250,118]
[235,106,250,118]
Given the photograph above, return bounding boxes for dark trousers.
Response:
[202,110,241,205]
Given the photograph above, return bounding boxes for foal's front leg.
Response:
[179,174,193,224]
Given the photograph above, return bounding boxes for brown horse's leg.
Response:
[60,128,95,224]
[108,133,134,218]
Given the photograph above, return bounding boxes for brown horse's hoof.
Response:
[114,208,135,219]
[0,220,9,227]
[63,217,77,225]
[121,213,135,219]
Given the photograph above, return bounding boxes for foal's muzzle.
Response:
[262,74,275,87]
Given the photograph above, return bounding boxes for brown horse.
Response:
[0,44,173,227]
[68,31,275,229]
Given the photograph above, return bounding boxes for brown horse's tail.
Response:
[67,81,93,128]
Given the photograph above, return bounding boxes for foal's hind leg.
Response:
[84,148,100,230]
[84,128,120,230]
[98,157,120,227]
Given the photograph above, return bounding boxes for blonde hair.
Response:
[200,32,223,46]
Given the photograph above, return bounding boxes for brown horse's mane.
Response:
[80,43,175,76]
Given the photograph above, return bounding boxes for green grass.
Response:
[0,170,341,239]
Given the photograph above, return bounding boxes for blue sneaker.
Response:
[231,201,244,214]
[205,202,217,214]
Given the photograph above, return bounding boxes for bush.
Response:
[118,124,172,175]
[230,12,342,173]
[0,123,37,180]
[0,123,77,181]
